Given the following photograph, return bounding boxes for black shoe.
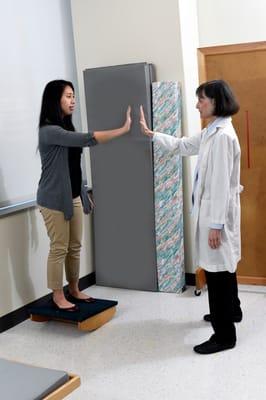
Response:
[203,313,242,323]
[194,336,236,354]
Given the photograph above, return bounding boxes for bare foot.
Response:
[53,298,75,309]
[68,290,93,300]
[53,289,75,309]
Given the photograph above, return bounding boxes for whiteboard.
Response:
[0,0,81,215]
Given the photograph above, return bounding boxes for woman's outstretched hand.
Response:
[140,105,154,138]
[122,105,132,133]
[93,106,131,143]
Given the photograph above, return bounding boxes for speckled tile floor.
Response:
[0,284,265,399]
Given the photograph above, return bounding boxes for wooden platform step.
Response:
[29,298,118,331]
[30,306,117,331]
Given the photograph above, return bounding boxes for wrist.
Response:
[209,223,224,230]
[118,126,125,135]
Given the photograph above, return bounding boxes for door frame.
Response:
[197,41,266,286]
[198,41,266,82]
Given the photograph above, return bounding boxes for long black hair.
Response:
[196,80,239,117]
[39,79,75,131]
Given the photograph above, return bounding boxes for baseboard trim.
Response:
[78,272,96,291]
[1,272,196,333]
[185,273,196,286]
[185,273,266,287]
[237,275,266,286]
[0,272,96,333]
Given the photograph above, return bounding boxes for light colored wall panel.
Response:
[71,0,201,273]
[0,0,93,317]
[0,208,93,317]
[197,0,266,46]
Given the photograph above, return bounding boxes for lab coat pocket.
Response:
[198,198,211,227]
[226,198,236,229]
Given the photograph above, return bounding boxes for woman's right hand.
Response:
[140,105,154,138]
[122,106,132,133]
[93,106,131,143]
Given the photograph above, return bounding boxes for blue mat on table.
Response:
[29,299,118,322]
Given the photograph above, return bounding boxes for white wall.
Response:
[0,1,81,208]
[0,208,93,317]
[197,0,266,46]
[0,0,94,317]
[71,0,183,129]
[71,0,266,274]
[177,0,201,272]
[71,0,202,273]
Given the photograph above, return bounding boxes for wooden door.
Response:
[198,42,266,285]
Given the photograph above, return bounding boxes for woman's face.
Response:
[196,91,215,119]
[60,85,75,116]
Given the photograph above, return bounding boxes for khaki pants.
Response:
[39,197,83,290]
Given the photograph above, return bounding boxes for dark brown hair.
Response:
[196,80,239,117]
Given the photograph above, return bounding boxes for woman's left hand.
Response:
[208,229,222,249]
[88,192,95,210]
[140,105,154,137]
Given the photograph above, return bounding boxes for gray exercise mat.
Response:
[0,358,68,400]
[84,63,158,291]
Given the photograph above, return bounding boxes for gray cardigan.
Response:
[37,125,97,220]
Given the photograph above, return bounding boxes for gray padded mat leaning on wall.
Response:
[0,358,68,400]
[84,63,158,291]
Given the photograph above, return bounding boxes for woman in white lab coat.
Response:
[140,80,242,354]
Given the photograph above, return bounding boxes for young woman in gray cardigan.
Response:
[37,80,131,311]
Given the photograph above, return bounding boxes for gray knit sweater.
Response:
[37,125,97,220]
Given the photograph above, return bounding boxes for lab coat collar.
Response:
[204,117,232,140]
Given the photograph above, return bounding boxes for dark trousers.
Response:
[205,271,241,345]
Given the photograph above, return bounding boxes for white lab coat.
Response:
[153,117,241,273]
